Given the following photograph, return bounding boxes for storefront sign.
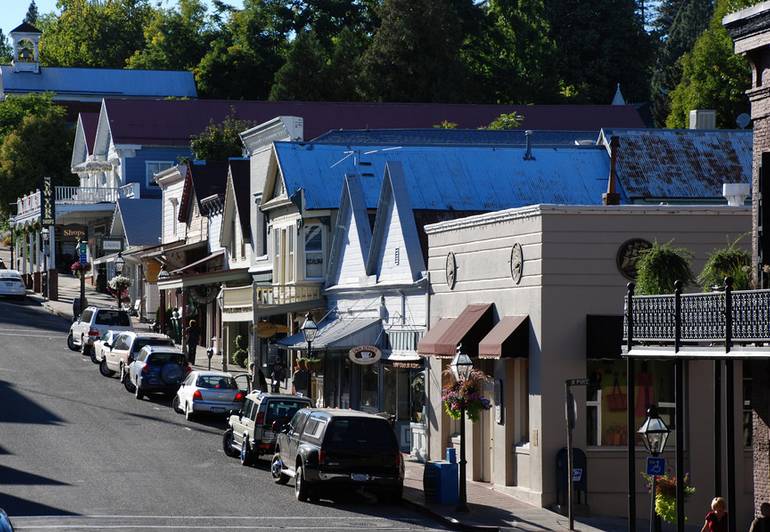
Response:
[63,227,87,239]
[102,239,122,251]
[349,345,382,365]
[40,176,55,226]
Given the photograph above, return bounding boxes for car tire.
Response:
[271,453,289,484]
[295,464,310,502]
[66,333,79,351]
[135,383,144,400]
[99,358,115,377]
[172,396,182,414]
[89,348,100,364]
[223,429,238,458]
[240,439,253,466]
[122,367,136,393]
[185,402,195,422]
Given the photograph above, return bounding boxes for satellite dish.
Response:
[736,113,751,129]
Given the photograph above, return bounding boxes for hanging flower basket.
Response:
[70,261,91,278]
[642,472,696,524]
[108,275,131,293]
[441,369,491,422]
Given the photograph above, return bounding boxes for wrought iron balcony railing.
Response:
[623,280,770,347]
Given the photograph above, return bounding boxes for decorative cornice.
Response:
[723,2,770,39]
[240,116,304,154]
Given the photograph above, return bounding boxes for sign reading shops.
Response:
[40,176,55,226]
[349,345,382,365]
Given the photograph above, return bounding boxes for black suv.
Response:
[271,409,404,503]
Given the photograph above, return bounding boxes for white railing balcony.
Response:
[55,186,121,204]
[255,282,322,308]
[16,190,41,216]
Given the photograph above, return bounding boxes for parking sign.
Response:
[646,456,666,476]
[79,241,88,264]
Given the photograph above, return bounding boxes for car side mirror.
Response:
[104,343,111,349]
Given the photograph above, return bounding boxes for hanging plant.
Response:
[698,237,752,291]
[442,369,491,422]
[642,472,696,524]
[635,241,694,295]
[108,275,131,292]
[70,261,92,278]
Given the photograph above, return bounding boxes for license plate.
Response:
[263,431,274,439]
[351,473,369,482]
[210,407,225,412]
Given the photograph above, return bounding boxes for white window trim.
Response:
[146,160,174,189]
[303,223,325,281]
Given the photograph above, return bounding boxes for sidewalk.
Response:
[401,458,693,532]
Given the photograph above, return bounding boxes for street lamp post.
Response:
[300,313,318,398]
[450,347,473,513]
[41,228,49,300]
[114,252,125,310]
[638,405,671,532]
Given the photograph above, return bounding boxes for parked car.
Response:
[67,307,133,360]
[96,331,175,380]
[271,409,404,503]
[223,392,312,466]
[0,508,14,532]
[125,345,189,400]
[0,270,25,300]
[173,370,246,421]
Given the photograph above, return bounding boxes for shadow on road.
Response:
[0,492,78,517]
[0,465,69,486]
[0,379,64,425]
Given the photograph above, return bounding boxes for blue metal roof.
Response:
[600,128,752,201]
[273,142,611,211]
[0,66,197,98]
[312,129,600,147]
[116,199,162,247]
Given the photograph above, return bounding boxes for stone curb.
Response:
[400,492,505,532]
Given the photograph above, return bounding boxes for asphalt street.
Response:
[0,296,445,532]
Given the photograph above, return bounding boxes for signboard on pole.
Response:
[79,241,88,264]
[40,177,55,226]
[646,456,666,476]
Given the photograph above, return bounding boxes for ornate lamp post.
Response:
[638,405,671,532]
[113,252,125,310]
[450,347,473,513]
[298,313,318,399]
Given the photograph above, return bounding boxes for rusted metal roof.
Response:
[600,129,752,201]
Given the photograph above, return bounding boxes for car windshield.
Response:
[147,353,185,366]
[265,400,310,425]
[132,338,174,353]
[324,418,397,448]
[95,311,130,326]
[196,375,237,389]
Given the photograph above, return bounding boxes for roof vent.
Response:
[689,109,716,129]
[523,130,535,161]
[722,183,750,206]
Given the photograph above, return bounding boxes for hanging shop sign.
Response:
[349,345,382,365]
[63,226,87,240]
[40,176,55,226]
[102,239,123,251]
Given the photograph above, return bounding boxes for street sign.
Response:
[567,378,590,386]
[79,241,88,264]
[646,456,666,476]
[40,177,55,226]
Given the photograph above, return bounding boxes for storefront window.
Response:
[383,365,410,421]
[586,359,674,447]
[360,364,379,412]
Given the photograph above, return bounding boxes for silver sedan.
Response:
[173,371,245,421]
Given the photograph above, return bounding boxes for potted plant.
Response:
[698,238,752,290]
[642,472,696,524]
[442,369,492,422]
[232,335,248,368]
[635,241,694,295]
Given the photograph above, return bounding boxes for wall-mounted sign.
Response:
[102,239,122,251]
[62,226,87,239]
[616,238,652,280]
[510,243,523,285]
[349,345,382,365]
[40,176,55,226]
[445,252,457,290]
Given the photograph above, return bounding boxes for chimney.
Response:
[603,136,621,206]
[523,130,535,161]
[722,183,750,206]
[689,109,717,129]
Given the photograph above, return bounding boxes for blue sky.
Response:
[1,0,244,38]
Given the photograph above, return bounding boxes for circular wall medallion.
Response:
[445,252,457,290]
[616,238,653,280]
[510,243,524,285]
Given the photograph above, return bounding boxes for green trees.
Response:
[25,1,39,24]
[0,95,75,219]
[190,112,255,161]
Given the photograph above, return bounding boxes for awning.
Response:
[382,351,423,369]
[92,252,120,266]
[478,316,529,359]
[417,318,455,357]
[417,303,494,358]
[157,269,249,290]
[586,315,623,360]
[171,249,225,275]
[276,317,382,351]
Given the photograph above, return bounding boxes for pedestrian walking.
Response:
[292,358,309,397]
[701,496,728,532]
[184,319,200,365]
[750,503,770,532]
[270,360,286,393]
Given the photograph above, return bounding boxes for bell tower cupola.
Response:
[9,21,42,73]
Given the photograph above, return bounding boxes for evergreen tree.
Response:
[544,0,654,103]
[270,32,329,101]
[649,0,713,126]
[25,1,39,25]
[190,112,254,160]
[666,0,759,128]
[0,31,13,64]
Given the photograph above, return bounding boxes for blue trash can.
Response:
[423,461,458,505]
[446,448,457,464]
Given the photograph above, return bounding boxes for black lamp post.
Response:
[113,252,125,310]
[41,228,49,300]
[638,405,671,532]
[450,346,473,513]
[300,313,318,398]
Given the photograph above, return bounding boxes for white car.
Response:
[0,270,26,299]
[95,331,175,379]
[173,370,246,421]
[67,306,133,360]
